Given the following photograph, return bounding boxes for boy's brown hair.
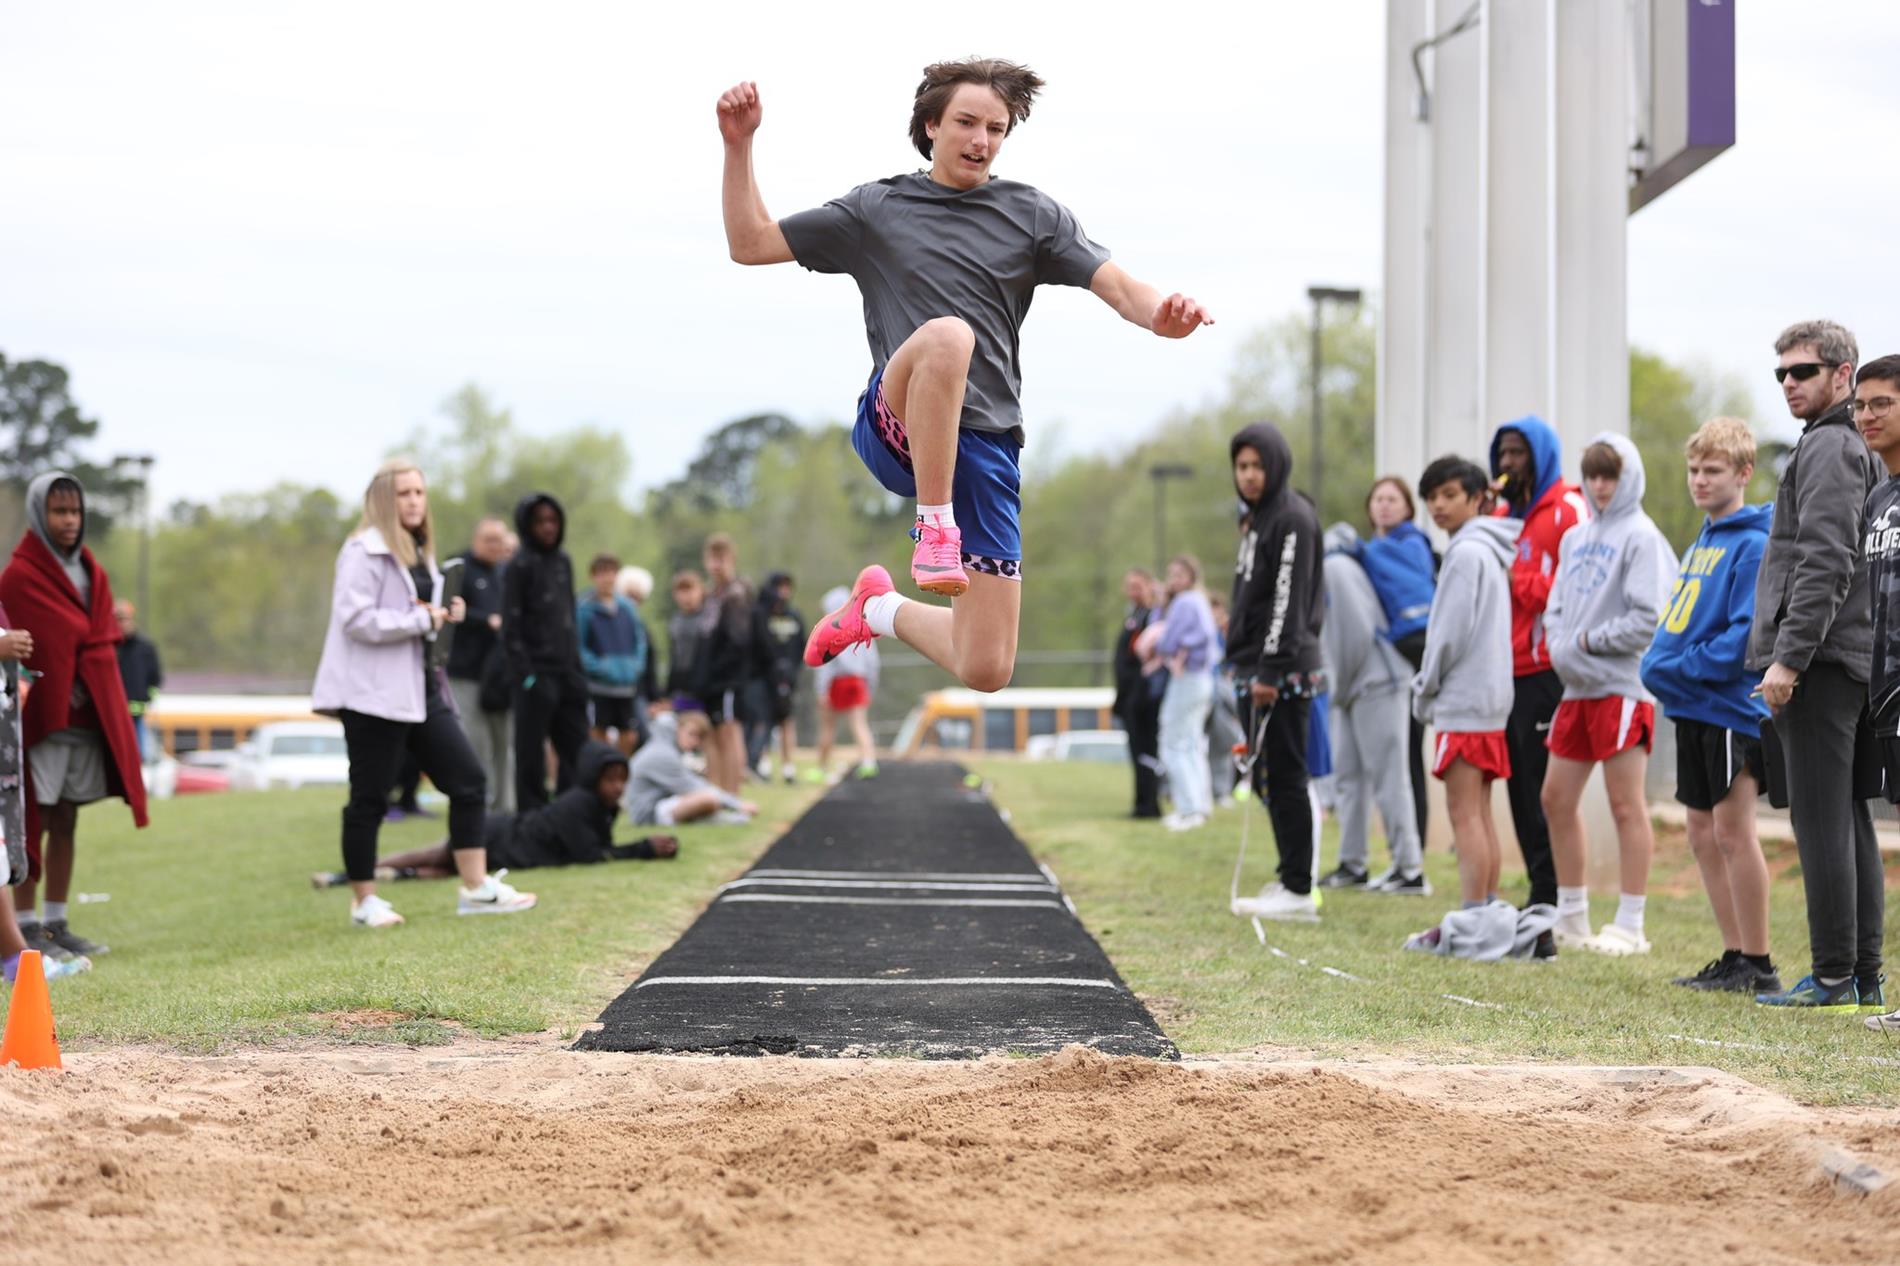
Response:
[590,553,620,575]
[1683,417,1757,471]
[910,58,1045,159]
[702,532,735,562]
[1580,441,1623,481]
[675,711,713,743]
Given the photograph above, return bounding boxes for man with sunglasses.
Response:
[1750,320,1881,1011]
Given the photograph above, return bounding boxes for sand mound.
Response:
[0,1040,1891,1265]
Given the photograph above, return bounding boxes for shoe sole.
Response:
[1756,1000,1858,1011]
[458,898,538,916]
[916,575,969,598]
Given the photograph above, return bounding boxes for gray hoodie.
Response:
[26,470,90,608]
[1544,432,1674,702]
[1320,536,1410,706]
[622,712,740,824]
[1412,514,1520,731]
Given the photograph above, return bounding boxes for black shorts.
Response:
[703,682,749,727]
[1673,718,1763,812]
[590,694,635,732]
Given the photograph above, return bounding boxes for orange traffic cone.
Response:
[1,949,63,1070]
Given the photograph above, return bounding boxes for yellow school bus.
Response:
[893,687,1118,756]
[146,695,323,757]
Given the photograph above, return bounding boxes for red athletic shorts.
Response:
[1432,730,1512,782]
[1547,696,1654,762]
[827,676,870,711]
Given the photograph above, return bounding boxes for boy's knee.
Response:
[917,316,976,363]
[959,660,1013,694]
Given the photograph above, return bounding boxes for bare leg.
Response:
[817,707,837,772]
[0,901,24,958]
[713,720,746,794]
[41,802,77,904]
[1685,807,1740,949]
[1601,747,1654,899]
[1444,762,1495,905]
[892,574,1020,693]
[663,789,724,824]
[1539,754,1594,890]
[449,846,488,888]
[849,707,875,766]
[880,316,972,507]
[1711,771,1771,956]
[1480,782,1503,897]
[777,720,795,771]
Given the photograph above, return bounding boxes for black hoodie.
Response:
[1226,421,1325,691]
[752,572,806,691]
[482,739,625,868]
[503,492,580,679]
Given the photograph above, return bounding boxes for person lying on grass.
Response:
[626,710,757,827]
[312,740,677,887]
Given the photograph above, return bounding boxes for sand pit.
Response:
[2,1039,1894,1265]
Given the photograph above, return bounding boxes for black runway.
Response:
[576,762,1176,1059]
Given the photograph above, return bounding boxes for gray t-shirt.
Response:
[780,172,1111,436]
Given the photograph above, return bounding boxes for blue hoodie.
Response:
[1489,414,1563,519]
[1353,521,1436,641]
[576,591,648,697]
[1639,502,1773,735]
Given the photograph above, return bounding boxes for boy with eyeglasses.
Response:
[1751,320,1882,1012]
[1852,355,1900,1031]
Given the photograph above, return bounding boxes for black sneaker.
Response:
[1370,868,1433,896]
[1531,929,1558,960]
[42,919,108,958]
[1319,863,1370,890]
[1703,957,1781,995]
[1673,954,1736,988]
[1856,972,1886,1014]
[19,923,75,963]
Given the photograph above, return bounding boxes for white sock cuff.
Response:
[1614,892,1647,932]
[42,901,67,924]
[915,502,955,527]
[863,591,908,638]
[1556,885,1589,918]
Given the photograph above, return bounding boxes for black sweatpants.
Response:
[1504,669,1562,908]
[514,668,591,810]
[339,690,486,883]
[1774,661,1884,982]
[1122,688,1163,818]
[1393,630,1429,850]
[1238,684,1315,896]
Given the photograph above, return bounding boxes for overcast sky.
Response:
[3,2,1897,512]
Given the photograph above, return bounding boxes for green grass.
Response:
[972,759,1900,1105]
[38,779,820,1051]
[28,759,1900,1104]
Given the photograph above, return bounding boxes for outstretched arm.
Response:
[717,81,793,265]
[1089,261,1213,338]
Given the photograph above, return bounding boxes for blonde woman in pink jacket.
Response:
[312,459,537,928]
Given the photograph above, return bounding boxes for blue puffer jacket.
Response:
[1354,521,1436,642]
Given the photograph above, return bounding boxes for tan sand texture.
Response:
[1,1040,1894,1265]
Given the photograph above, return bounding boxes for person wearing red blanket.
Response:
[0,471,147,962]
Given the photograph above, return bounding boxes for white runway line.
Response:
[718,894,1067,910]
[719,877,1057,895]
[634,975,1119,991]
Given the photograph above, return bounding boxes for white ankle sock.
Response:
[16,910,39,929]
[916,502,955,529]
[863,592,907,638]
[1614,893,1646,936]
[43,901,67,924]
[1556,885,1589,921]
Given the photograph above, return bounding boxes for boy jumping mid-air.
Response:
[716,61,1211,688]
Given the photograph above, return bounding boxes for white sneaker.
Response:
[351,893,405,929]
[1165,813,1208,833]
[1582,923,1651,957]
[1231,883,1321,923]
[1552,913,1595,949]
[781,766,797,785]
[1864,1009,1900,1033]
[457,872,537,916]
[712,809,753,825]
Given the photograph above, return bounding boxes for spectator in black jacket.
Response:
[1111,568,1163,818]
[1224,421,1326,923]
[746,572,806,784]
[504,493,590,809]
[664,570,709,712]
[445,516,514,812]
[700,533,755,794]
[114,601,162,763]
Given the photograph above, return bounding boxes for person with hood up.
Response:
[1223,422,1327,923]
[0,471,147,962]
[1316,524,1426,894]
[309,740,678,885]
[625,711,757,826]
[505,492,591,810]
[1640,417,1779,995]
[1490,415,1590,913]
[1407,458,1523,930]
[576,552,648,757]
[746,571,806,784]
[312,459,536,928]
[1538,434,1674,956]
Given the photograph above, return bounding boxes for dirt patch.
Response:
[0,1040,1892,1265]
[311,1010,417,1032]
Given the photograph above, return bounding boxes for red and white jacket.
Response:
[1497,480,1589,677]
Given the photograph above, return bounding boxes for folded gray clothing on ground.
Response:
[1402,899,1557,961]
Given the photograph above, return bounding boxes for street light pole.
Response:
[1305,285,1363,517]
[113,453,156,618]
[1148,463,1194,573]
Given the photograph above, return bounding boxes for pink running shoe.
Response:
[910,519,969,597]
[804,565,894,667]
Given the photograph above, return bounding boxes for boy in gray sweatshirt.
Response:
[624,711,756,827]
[1411,458,1521,913]
[1540,433,1673,956]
